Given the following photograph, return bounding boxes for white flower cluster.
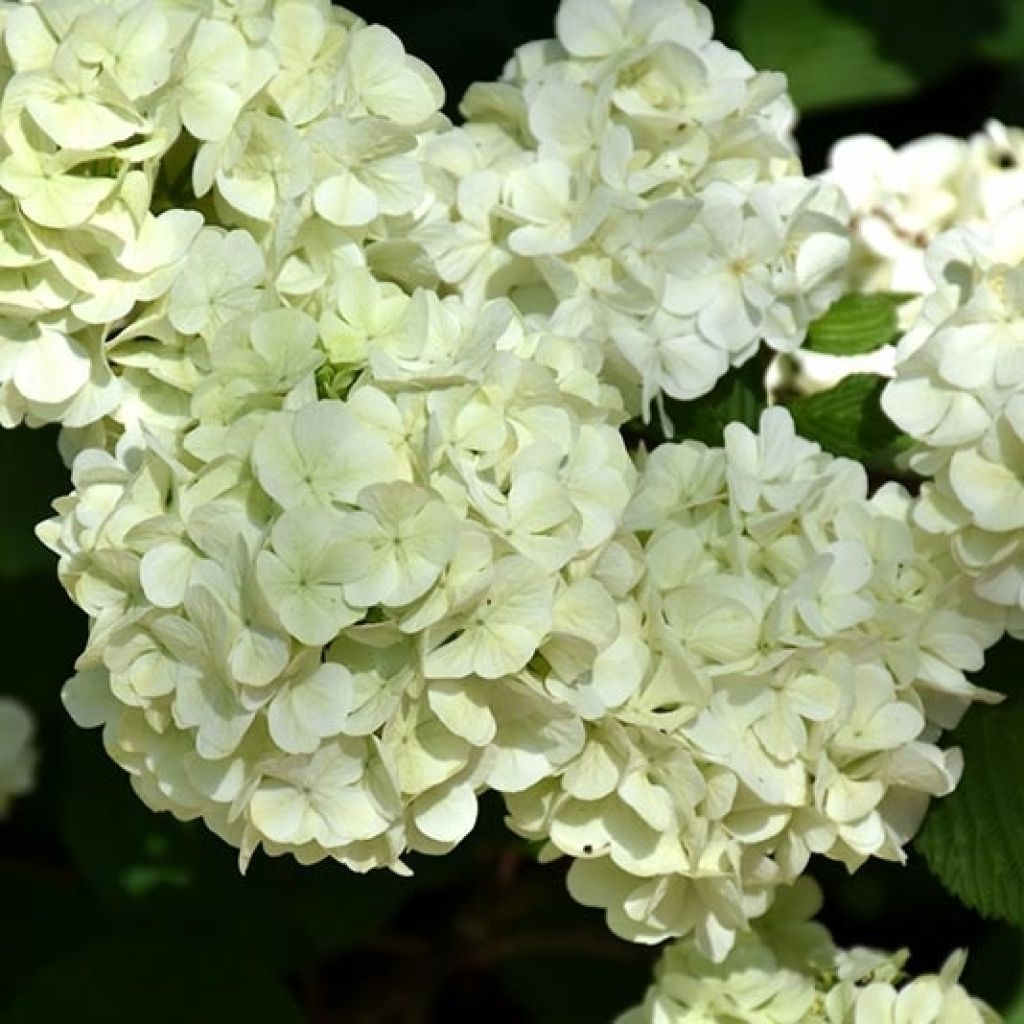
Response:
[10,0,1004,997]
[617,879,998,1024]
[882,207,1024,637]
[0,0,443,436]
[825,121,1024,298]
[412,0,850,419]
[775,121,1024,402]
[506,408,1000,960]
[0,695,35,817]
[40,288,637,872]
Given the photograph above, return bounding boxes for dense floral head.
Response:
[41,288,637,872]
[6,1,1011,1003]
[0,0,443,435]
[824,121,1024,300]
[506,407,1000,960]
[882,208,1024,636]
[617,878,998,1024]
[411,0,850,422]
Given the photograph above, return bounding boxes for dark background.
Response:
[2,1,1024,1020]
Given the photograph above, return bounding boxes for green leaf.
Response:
[805,293,912,356]
[977,0,1024,62]
[734,0,915,110]
[786,373,910,468]
[661,355,767,447]
[917,640,1024,929]
[733,0,1000,111]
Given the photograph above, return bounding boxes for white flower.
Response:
[265,0,347,126]
[0,122,118,229]
[423,557,555,680]
[336,483,458,609]
[504,160,610,257]
[249,737,394,847]
[256,506,365,645]
[0,0,444,432]
[42,285,635,873]
[824,133,967,295]
[507,407,999,958]
[825,120,1024,300]
[168,228,266,338]
[339,24,443,126]
[785,118,1024,403]
[412,0,848,418]
[882,208,1024,634]
[178,20,257,143]
[0,697,36,818]
[618,879,998,1024]
[308,116,424,228]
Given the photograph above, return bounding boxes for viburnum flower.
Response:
[617,878,998,1024]
[825,120,1024,299]
[41,289,636,873]
[411,0,850,420]
[775,120,1024,402]
[505,408,1001,960]
[882,206,1024,636]
[0,0,444,437]
[11,0,1011,1004]
[0,695,35,818]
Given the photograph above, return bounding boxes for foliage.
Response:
[804,294,913,356]
[917,639,1024,929]
[785,374,911,470]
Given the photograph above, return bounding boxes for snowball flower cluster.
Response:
[8,0,1007,1006]
[825,121,1024,299]
[779,121,1024,401]
[617,879,998,1024]
[40,287,637,873]
[506,408,1000,960]
[412,0,849,420]
[0,695,35,817]
[882,206,1024,636]
[0,0,444,437]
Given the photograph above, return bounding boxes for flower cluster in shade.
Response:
[825,121,1024,300]
[882,206,1024,637]
[410,0,850,421]
[0,0,444,436]
[0,695,35,817]
[505,408,1000,960]
[616,878,998,1024]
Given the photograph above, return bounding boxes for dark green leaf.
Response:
[734,0,916,110]
[806,293,912,356]
[661,355,767,447]
[978,0,1024,62]
[917,640,1024,929]
[734,0,1000,111]
[786,373,910,468]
